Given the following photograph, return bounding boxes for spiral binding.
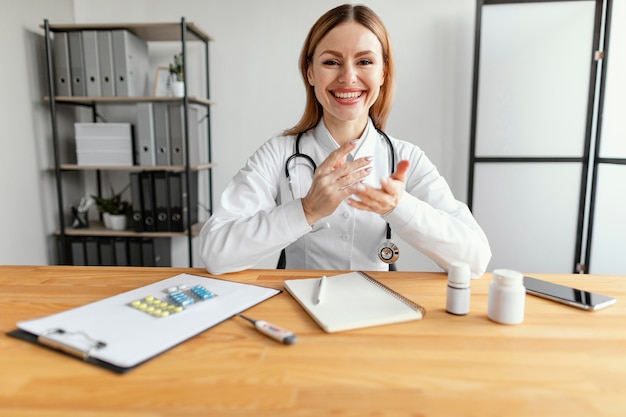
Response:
[358,271,427,317]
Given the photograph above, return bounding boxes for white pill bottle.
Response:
[446,261,471,315]
[487,269,525,325]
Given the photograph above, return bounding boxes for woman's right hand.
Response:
[301,140,373,225]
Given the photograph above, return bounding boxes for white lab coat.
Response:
[199,119,491,277]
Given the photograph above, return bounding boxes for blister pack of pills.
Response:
[128,284,217,318]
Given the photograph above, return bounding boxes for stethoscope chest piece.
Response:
[378,240,399,264]
[287,128,401,265]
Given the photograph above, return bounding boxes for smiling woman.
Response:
[305,21,386,144]
[286,4,396,139]
[199,4,492,277]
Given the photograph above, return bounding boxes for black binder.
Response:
[114,237,129,266]
[153,171,170,232]
[130,172,143,232]
[154,238,171,266]
[141,238,155,267]
[140,172,156,232]
[141,237,171,267]
[168,172,183,232]
[187,171,199,228]
[169,171,199,232]
[70,237,86,266]
[85,237,99,266]
[128,238,143,266]
[98,238,115,266]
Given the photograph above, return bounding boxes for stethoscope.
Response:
[284,128,400,265]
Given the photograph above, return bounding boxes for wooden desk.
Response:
[1,266,625,417]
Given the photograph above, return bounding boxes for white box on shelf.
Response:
[74,123,133,166]
[74,122,132,139]
[76,150,133,166]
[75,137,132,152]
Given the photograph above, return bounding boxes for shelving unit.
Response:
[42,18,214,267]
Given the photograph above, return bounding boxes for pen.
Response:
[313,275,327,305]
[238,314,297,345]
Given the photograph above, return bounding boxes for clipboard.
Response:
[284,271,426,332]
[8,273,280,373]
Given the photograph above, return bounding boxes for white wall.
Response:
[0,0,476,270]
[0,0,74,265]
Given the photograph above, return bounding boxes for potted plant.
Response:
[168,52,185,97]
[91,185,132,231]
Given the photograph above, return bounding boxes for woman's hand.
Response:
[301,140,373,225]
[347,160,410,215]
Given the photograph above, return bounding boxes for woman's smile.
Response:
[331,89,365,102]
[307,21,385,139]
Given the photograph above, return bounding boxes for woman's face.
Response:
[307,21,385,130]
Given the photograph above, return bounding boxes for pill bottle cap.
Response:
[492,269,523,286]
[448,262,470,289]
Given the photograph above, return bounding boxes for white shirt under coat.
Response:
[199,119,491,277]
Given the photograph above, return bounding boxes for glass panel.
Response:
[472,163,581,273]
[588,164,626,274]
[476,2,595,157]
[599,0,626,158]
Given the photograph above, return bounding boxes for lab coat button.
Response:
[342,211,351,219]
[341,234,350,242]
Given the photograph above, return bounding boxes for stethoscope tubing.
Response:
[285,128,395,179]
[285,128,396,243]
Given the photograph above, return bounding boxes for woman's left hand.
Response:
[347,160,410,215]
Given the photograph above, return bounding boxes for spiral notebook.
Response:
[283,271,426,332]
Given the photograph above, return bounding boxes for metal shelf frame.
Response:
[43,17,214,267]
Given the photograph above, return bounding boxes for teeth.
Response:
[334,91,362,99]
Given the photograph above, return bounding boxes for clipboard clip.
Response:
[38,329,107,361]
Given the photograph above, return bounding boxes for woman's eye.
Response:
[323,60,340,66]
[359,59,373,65]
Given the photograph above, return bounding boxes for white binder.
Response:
[168,103,200,166]
[97,31,116,96]
[82,30,101,96]
[52,32,72,96]
[153,103,170,165]
[111,30,149,97]
[68,31,86,96]
[136,102,156,166]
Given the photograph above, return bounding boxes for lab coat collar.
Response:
[312,118,377,160]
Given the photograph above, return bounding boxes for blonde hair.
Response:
[284,4,396,136]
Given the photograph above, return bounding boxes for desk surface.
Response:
[1,266,625,417]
